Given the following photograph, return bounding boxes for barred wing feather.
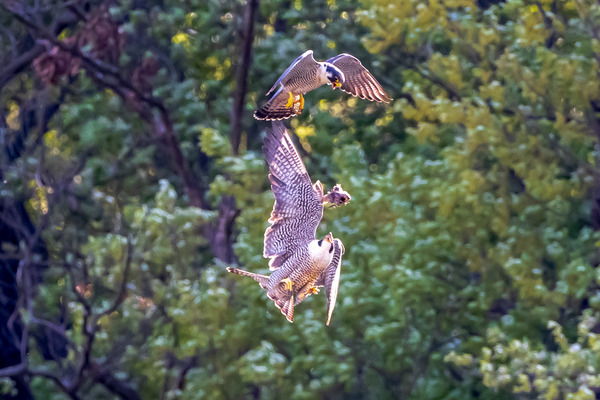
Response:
[326,54,392,103]
[263,122,324,270]
[267,50,319,95]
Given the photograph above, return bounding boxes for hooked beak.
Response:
[324,233,334,243]
[332,82,341,90]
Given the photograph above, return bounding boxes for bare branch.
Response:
[89,361,142,400]
[29,315,73,348]
[29,368,80,400]
[65,260,91,315]
[0,362,27,378]
[97,235,133,319]
[0,44,44,90]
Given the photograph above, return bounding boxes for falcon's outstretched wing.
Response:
[266,50,319,95]
[315,237,345,326]
[326,54,392,103]
[263,121,323,270]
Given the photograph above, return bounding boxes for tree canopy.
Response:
[2,0,600,399]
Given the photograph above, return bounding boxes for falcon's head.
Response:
[318,233,335,253]
[325,64,345,90]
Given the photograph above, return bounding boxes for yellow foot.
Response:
[285,92,294,109]
[281,278,294,292]
[298,94,304,114]
[310,286,319,295]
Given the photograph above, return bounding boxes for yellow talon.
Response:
[299,94,304,113]
[310,286,319,295]
[281,278,294,291]
[285,92,294,109]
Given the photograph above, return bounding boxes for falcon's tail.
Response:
[226,267,269,289]
[267,291,295,323]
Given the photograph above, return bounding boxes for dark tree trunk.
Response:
[230,0,259,155]
[207,195,240,264]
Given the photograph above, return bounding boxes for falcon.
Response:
[254,50,392,120]
[227,122,350,325]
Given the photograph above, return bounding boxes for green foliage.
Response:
[354,0,600,398]
[464,313,600,399]
[5,0,600,398]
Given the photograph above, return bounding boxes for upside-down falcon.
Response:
[254,50,392,120]
[227,122,350,325]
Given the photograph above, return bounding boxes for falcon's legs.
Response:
[299,94,305,114]
[281,277,294,292]
[285,92,294,109]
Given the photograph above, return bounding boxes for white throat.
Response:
[308,239,334,266]
[317,63,329,85]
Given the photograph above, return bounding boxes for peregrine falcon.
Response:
[227,122,350,325]
[254,50,392,120]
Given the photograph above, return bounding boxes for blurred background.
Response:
[2,0,600,399]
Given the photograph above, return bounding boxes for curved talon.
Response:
[281,278,294,292]
[310,286,319,295]
[285,92,294,109]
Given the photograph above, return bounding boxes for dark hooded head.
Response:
[325,64,345,89]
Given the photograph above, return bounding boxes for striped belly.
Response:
[289,258,328,289]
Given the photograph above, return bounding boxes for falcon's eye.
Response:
[335,77,339,82]
[318,239,323,246]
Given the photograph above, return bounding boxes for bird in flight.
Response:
[254,50,392,120]
[227,122,350,324]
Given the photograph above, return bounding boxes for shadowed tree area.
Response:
[2,0,600,399]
